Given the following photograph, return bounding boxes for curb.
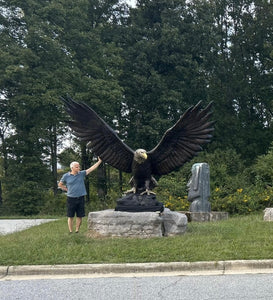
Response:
[1,260,273,279]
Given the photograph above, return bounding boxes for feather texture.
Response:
[61,97,214,191]
[61,96,134,173]
[148,101,214,175]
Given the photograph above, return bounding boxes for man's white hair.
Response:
[70,161,80,169]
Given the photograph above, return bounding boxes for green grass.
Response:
[0,213,273,266]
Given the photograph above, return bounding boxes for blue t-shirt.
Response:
[60,170,87,197]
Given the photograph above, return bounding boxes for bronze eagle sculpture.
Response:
[61,96,214,195]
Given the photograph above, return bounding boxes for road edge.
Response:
[1,259,273,280]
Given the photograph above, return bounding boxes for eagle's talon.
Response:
[124,187,136,194]
[140,189,156,195]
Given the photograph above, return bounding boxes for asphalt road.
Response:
[1,273,273,300]
[0,219,57,235]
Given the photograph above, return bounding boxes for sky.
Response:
[125,0,137,7]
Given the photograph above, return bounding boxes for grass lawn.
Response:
[0,213,272,266]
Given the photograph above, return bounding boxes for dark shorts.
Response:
[67,196,85,218]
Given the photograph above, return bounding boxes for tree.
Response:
[206,0,273,162]
[54,0,126,199]
[1,0,273,214]
[119,0,215,152]
[0,0,126,213]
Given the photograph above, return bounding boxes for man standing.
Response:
[58,157,102,233]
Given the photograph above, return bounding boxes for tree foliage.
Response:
[1,0,273,215]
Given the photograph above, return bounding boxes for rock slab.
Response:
[264,208,273,221]
[183,211,229,222]
[88,209,187,238]
[161,208,188,236]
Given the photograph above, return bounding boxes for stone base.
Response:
[180,211,229,222]
[88,209,187,238]
[264,208,273,221]
[162,208,188,236]
[115,193,164,213]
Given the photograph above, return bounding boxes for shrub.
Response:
[4,182,48,215]
[211,185,273,215]
[155,149,250,213]
[39,191,67,215]
[85,186,119,212]
[156,173,189,211]
[251,142,273,187]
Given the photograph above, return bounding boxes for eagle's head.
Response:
[134,149,148,164]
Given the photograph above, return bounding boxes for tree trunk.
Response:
[97,162,107,200]
[81,143,90,202]
[50,125,58,196]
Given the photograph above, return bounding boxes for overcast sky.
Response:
[126,0,136,7]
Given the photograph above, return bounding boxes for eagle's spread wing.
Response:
[61,96,134,173]
[148,101,214,175]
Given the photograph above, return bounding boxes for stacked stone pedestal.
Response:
[88,208,187,238]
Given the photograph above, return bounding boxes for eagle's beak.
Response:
[142,153,147,160]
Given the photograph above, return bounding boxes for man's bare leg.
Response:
[68,217,73,233]
[76,217,82,233]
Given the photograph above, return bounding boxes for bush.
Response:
[251,142,273,187]
[3,182,48,216]
[85,186,119,212]
[2,146,273,217]
[211,185,273,214]
[39,191,67,216]
[156,174,189,211]
[155,148,250,213]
